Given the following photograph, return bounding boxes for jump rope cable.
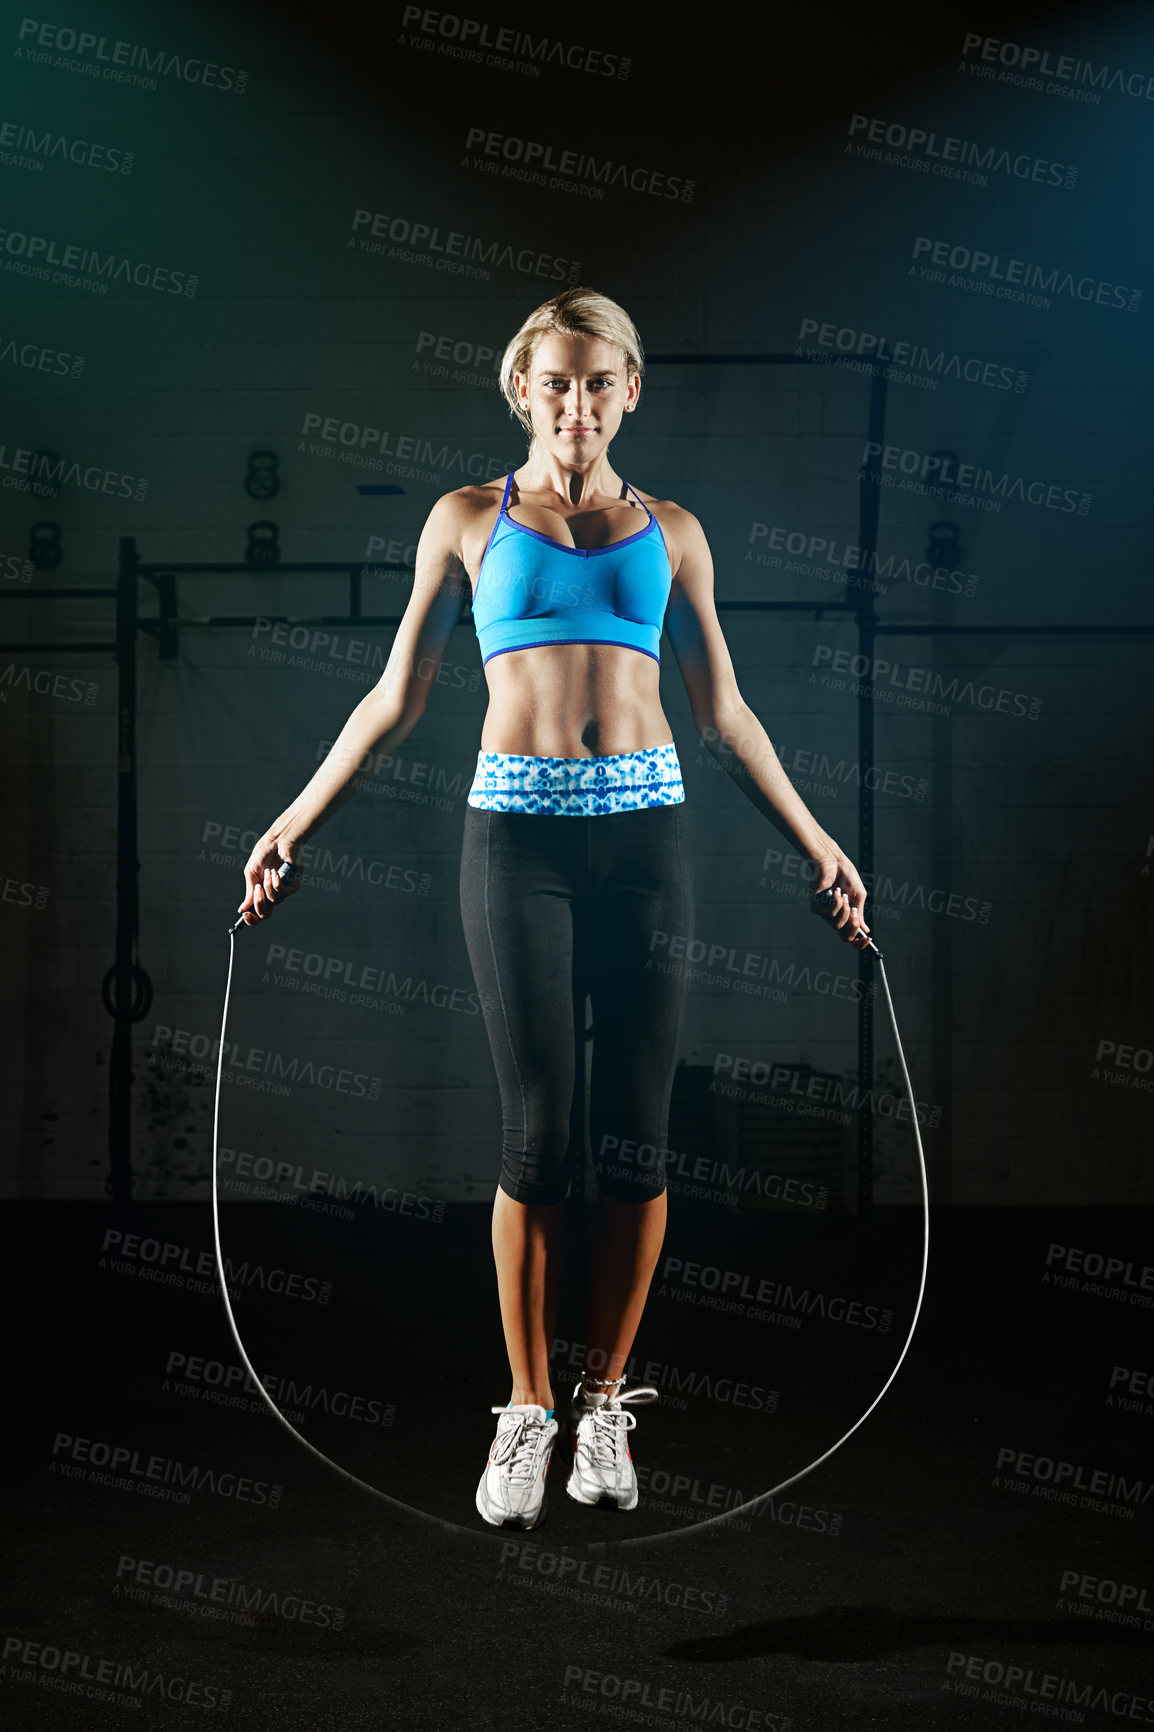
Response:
[211,910,929,1538]
[211,927,409,1513]
[730,941,930,1531]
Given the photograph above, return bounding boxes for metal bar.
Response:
[853,367,887,1218]
[930,557,954,1210]
[146,615,409,629]
[646,353,845,364]
[0,587,117,600]
[131,562,407,575]
[875,623,1154,635]
[109,536,139,1206]
[3,615,1150,643]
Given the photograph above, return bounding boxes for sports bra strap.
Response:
[504,474,645,513]
[624,481,655,527]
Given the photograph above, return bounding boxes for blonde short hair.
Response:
[498,287,644,445]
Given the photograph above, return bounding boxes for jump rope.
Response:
[212,863,928,1544]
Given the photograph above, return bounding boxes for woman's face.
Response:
[515,332,640,463]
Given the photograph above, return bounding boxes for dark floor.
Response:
[3,1199,1153,1730]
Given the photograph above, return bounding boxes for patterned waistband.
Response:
[466,742,684,816]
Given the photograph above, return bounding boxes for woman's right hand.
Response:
[237,832,302,926]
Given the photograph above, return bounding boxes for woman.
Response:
[238,287,871,1532]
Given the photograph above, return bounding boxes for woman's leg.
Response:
[582,801,695,1382]
[459,805,584,1409]
[581,1189,668,1386]
[491,1191,565,1408]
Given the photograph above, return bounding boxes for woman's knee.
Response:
[499,1126,577,1206]
[498,1166,573,1207]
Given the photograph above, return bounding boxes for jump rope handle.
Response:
[229,859,298,935]
[812,884,881,956]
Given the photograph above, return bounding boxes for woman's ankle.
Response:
[581,1371,626,1394]
[509,1389,555,1411]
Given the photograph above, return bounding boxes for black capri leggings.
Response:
[459,801,695,1205]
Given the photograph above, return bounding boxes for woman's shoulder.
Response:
[626,485,701,534]
[425,478,510,535]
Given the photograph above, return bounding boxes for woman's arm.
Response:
[238,492,474,923]
[662,505,871,949]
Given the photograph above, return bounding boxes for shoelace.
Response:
[488,1406,552,1484]
[579,1384,659,1469]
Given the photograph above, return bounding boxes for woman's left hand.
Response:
[809,850,872,949]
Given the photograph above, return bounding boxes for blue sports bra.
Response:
[470,472,673,666]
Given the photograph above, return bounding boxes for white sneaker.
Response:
[475,1403,558,1530]
[566,1378,659,1510]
